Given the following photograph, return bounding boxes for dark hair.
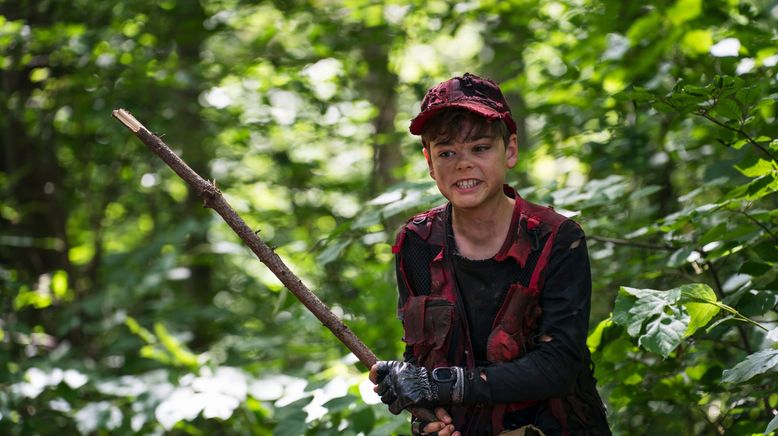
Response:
[420,109,511,149]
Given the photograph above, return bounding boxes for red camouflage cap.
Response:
[409,72,517,135]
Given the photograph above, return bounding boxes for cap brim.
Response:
[409,101,516,135]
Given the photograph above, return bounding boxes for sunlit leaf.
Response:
[678,284,720,336]
[613,284,722,357]
[667,0,702,25]
[613,286,685,356]
[587,317,613,353]
[681,29,712,55]
[154,323,199,369]
[735,156,776,178]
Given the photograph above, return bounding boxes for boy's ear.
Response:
[422,146,436,179]
[505,134,519,168]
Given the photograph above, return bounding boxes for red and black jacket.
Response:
[392,186,610,436]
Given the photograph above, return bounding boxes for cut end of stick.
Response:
[112,109,145,133]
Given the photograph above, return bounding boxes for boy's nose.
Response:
[455,155,474,170]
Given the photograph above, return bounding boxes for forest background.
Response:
[1,0,777,434]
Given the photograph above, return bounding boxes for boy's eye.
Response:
[438,151,455,158]
[473,144,490,152]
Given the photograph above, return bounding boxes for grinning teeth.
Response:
[457,179,478,189]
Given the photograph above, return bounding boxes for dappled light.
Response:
[2,0,777,434]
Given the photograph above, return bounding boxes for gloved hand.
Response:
[372,361,492,415]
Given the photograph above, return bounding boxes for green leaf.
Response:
[274,398,310,421]
[681,29,712,54]
[613,287,685,357]
[154,323,199,369]
[317,238,351,265]
[730,138,749,150]
[322,394,357,413]
[736,85,762,107]
[125,317,156,344]
[753,240,778,262]
[735,156,776,178]
[273,417,308,436]
[51,270,69,299]
[766,414,778,435]
[366,413,408,436]
[698,222,727,246]
[714,98,742,120]
[726,174,777,201]
[629,185,662,200]
[601,337,634,363]
[349,406,375,432]
[667,247,694,267]
[29,67,50,82]
[739,261,774,276]
[587,317,613,353]
[737,291,778,318]
[678,284,720,336]
[619,87,655,102]
[626,12,662,43]
[667,0,702,25]
[722,349,778,383]
[638,309,687,356]
[678,283,717,304]
[613,287,662,337]
[612,285,721,357]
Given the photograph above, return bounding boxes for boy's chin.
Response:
[448,196,485,210]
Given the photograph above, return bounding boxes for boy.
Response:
[369,73,611,436]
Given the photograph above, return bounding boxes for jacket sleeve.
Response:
[485,220,593,402]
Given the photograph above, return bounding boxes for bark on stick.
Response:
[112,109,435,422]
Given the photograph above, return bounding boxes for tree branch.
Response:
[111,109,435,422]
[737,209,778,243]
[695,111,777,162]
[705,260,753,354]
[112,109,375,365]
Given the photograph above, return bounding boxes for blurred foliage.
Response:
[1,0,777,434]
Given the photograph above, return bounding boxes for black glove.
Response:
[374,361,492,415]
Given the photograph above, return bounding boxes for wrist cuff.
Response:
[462,367,493,406]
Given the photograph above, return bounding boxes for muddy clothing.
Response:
[394,186,610,436]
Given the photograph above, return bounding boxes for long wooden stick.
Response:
[112,109,435,422]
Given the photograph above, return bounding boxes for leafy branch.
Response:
[736,208,778,243]
[622,76,778,162]
[695,110,777,162]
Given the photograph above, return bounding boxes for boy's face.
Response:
[423,124,518,211]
